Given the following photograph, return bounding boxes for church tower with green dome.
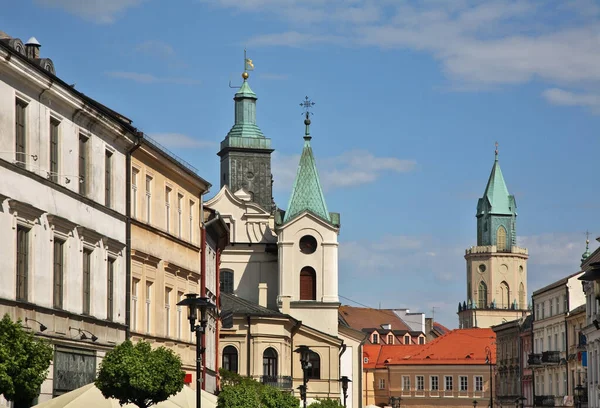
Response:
[218,64,274,212]
[458,145,530,329]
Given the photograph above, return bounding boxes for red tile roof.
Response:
[363,328,496,368]
[339,305,411,332]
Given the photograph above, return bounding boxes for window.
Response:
[402,376,410,391]
[306,351,320,380]
[79,134,88,195]
[165,186,171,232]
[364,357,369,363]
[82,249,91,315]
[177,193,183,238]
[105,151,112,207]
[550,298,554,315]
[404,335,411,344]
[177,291,183,339]
[132,278,139,331]
[145,176,152,223]
[263,348,278,378]
[131,169,138,218]
[419,336,425,345]
[499,281,510,309]
[372,333,379,344]
[165,288,171,337]
[299,235,318,254]
[460,376,468,392]
[519,282,525,309]
[53,239,65,309]
[496,225,507,251]
[15,99,27,167]
[416,376,424,391]
[475,376,483,392]
[146,282,152,333]
[430,376,439,391]
[222,346,238,373]
[378,378,385,390]
[16,226,29,301]
[107,258,115,321]
[189,200,194,242]
[445,376,453,391]
[478,281,487,308]
[50,118,60,182]
[300,267,316,300]
[387,334,394,344]
[220,270,234,294]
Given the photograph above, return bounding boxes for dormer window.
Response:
[387,334,394,344]
[372,333,379,344]
[404,335,411,344]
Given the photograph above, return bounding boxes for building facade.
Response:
[458,148,530,329]
[580,244,600,408]
[0,32,137,403]
[566,304,587,405]
[520,315,534,407]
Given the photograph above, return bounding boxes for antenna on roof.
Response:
[431,306,438,322]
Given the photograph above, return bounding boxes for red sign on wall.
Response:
[184,373,193,384]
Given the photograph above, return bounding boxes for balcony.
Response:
[541,351,561,364]
[534,395,556,406]
[259,375,293,389]
[527,353,542,366]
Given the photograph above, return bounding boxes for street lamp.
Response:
[575,383,585,408]
[389,396,401,408]
[339,376,351,408]
[473,400,478,408]
[515,396,527,408]
[177,293,215,408]
[295,345,313,408]
[485,345,494,408]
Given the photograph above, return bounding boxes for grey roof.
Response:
[220,293,291,319]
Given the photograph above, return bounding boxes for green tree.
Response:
[308,399,344,408]
[96,340,184,408]
[217,369,299,408]
[0,314,53,408]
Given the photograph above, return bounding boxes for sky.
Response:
[4,0,600,329]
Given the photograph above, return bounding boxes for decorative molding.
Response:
[102,236,126,255]
[47,214,77,240]
[131,249,161,266]
[76,226,103,247]
[8,199,44,227]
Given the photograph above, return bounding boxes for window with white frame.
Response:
[475,376,483,392]
[165,288,171,337]
[132,169,139,218]
[146,282,152,333]
[372,333,379,344]
[430,376,439,391]
[378,378,385,390]
[388,334,394,344]
[107,258,115,321]
[146,176,152,223]
[165,186,171,233]
[419,336,425,344]
[416,376,424,391]
[177,291,183,339]
[402,376,410,391]
[404,334,411,344]
[132,278,139,331]
[177,193,183,238]
[444,376,453,391]
[189,200,194,243]
[460,376,468,392]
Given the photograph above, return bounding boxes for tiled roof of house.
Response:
[433,322,450,335]
[363,328,496,368]
[339,305,411,332]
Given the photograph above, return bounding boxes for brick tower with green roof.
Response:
[218,68,274,212]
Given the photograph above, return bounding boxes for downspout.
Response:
[565,284,570,395]
[125,133,143,340]
[339,343,347,402]
[215,248,221,391]
[200,191,207,389]
[291,320,302,389]
[247,315,252,377]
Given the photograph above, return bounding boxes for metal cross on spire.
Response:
[300,96,315,120]
[586,230,591,242]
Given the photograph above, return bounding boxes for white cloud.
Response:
[542,88,600,113]
[35,0,143,24]
[105,71,201,85]
[135,40,176,59]
[147,133,216,149]
[248,31,346,48]
[272,150,416,192]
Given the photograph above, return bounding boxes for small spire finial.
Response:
[242,48,254,81]
[300,96,315,138]
[582,230,592,264]
[495,141,499,159]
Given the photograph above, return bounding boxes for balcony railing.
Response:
[534,395,556,406]
[259,375,293,389]
[542,351,561,364]
[528,353,542,366]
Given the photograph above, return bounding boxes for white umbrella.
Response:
[33,384,217,408]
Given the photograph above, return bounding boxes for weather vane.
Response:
[495,141,499,155]
[229,48,255,88]
[586,230,591,242]
[300,96,315,120]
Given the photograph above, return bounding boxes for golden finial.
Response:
[242,72,249,80]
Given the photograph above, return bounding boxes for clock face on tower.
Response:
[299,235,318,254]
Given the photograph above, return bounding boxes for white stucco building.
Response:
[0,32,138,404]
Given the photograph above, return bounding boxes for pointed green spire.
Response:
[284,103,331,224]
[482,145,513,215]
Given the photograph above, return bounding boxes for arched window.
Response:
[519,282,525,309]
[478,281,488,309]
[500,281,510,309]
[300,267,316,300]
[306,351,321,380]
[496,226,507,251]
[222,345,238,373]
[220,270,234,294]
[263,347,278,378]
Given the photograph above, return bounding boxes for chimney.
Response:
[258,283,268,308]
[25,37,41,59]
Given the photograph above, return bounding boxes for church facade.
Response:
[458,148,530,329]
[206,70,363,406]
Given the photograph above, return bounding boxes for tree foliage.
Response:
[308,399,344,408]
[96,340,184,408]
[0,314,53,408]
[217,369,299,408]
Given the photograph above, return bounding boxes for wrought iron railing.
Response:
[259,375,293,389]
[534,395,556,406]
[541,351,560,364]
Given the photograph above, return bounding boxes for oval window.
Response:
[478,264,486,273]
[299,235,318,254]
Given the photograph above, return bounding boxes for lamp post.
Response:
[389,396,401,408]
[177,293,215,408]
[473,400,479,408]
[485,345,494,408]
[575,383,585,408]
[515,396,526,408]
[339,376,351,408]
[295,345,313,408]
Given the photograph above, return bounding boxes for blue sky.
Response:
[5,0,600,329]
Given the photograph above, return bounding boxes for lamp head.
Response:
[294,345,311,363]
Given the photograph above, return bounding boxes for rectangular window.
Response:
[15,99,27,167]
[550,299,554,316]
[372,333,379,344]
[475,376,483,392]
[445,376,453,391]
[402,376,410,391]
[79,134,88,195]
[165,288,171,337]
[146,282,152,333]
[145,176,152,223]
[53,239,65,309]
[419,336,425,345]
[189,200,194,242]
[165,186,171,232]
[50,118,60,182]
[105,151,112,207]
[131,169,138,218]
[132,278,139,331]
[177,291,183,339]
[416,375,424,391]
[16,226,29,301]
[177,194,183,238]
[82,249,91,314]
[107,258,115,321]
[430,376,439,391]
[460,376,468,392]
[378,378,385,390]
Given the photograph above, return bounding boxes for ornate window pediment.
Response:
[76,226,104,249]
[47,214,77,241]
[8,199,44,228]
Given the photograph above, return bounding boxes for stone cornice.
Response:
[131,249,162,266]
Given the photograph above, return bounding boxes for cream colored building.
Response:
[129,136,228,394]
[566,304,587,397]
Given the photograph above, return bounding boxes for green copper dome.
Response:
[582,239,591,265]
